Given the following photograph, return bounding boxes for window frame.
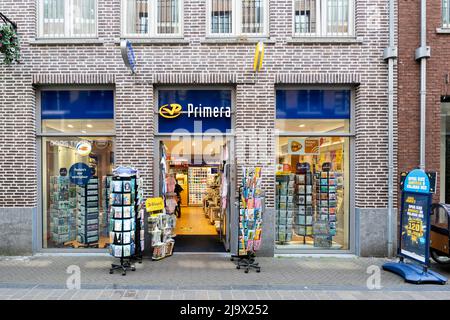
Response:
[37,0,98,39]
[292,0,355,38]
[206,0,269,38]
[121,0,184,39]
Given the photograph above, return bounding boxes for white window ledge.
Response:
[436,28,450,34]
[287,37,363,44]
[201,37,275,44]
[31,38,104,45]
[116,38,190,45]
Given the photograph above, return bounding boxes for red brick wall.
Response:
[398,0,450,203]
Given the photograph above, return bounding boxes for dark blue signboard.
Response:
[69,162,93,186]
[41,90,114,120]
[276,90,351,119]
[382,169,447,284]
[158,90,232,134]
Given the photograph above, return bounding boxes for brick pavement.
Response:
[0,254,449,300]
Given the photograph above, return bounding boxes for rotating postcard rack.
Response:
[109,166,144,276]
[232,167,263,273]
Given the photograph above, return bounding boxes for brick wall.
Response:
[0,0,393,214]
[398,0,450,203]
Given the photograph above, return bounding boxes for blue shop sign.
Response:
[158,90,232,134]
[69,162,93,186]
[276,89,351,119]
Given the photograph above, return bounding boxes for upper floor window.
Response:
[122,0,182,37]
[443,0,450,28]
[208,0,268,37]
[293,0,354,37]
[38,0,97,38]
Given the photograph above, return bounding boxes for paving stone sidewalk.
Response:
[0,254,449,300]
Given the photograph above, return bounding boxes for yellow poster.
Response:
[145,197,164,212]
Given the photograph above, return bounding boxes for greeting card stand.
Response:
[232,167,264,273]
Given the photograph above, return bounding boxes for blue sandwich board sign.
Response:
[383,169,447,284]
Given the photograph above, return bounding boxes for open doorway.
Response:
[157,137,233,252]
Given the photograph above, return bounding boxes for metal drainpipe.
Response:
[416,0,431,170]
[383,0,397,257]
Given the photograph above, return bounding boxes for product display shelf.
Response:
[232,167,263,273]
[109,167,143,275]
[188,167,209,206]
[49,176,77,245]
[204,174,221,227]
[293,171,314,242]
[76,177,100,248]
[275,173,293,244]
[147,207,175,261]
[101,175,112,241]
[313,170,337,248]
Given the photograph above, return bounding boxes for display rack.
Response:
[204,174,221,228]
[232,167,263,273]
[313,166,337,248]
[49,176,77,245]
[275,174,293,244]
[76,177,100,248]
[108,166,143,275]
[101,175,112,242]
[147,206,175,260]
[188,167,209,205]
[293,167,314,243]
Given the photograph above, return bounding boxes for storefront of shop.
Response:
[0,0,393,258]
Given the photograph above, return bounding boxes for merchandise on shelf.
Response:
[293,169,314,239]
[188,167,211,205]
[237,167,264,256]
[49,176,77,244]
[204,173,221,226]
[275,173,294,243]
[77,177,100,246]
[101,175,112,238]
[147,209,176,260]
[313,169,337,248]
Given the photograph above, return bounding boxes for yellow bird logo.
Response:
[159,103,182,119]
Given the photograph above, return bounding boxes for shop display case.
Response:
[77,177,100,246]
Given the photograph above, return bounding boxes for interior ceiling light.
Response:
[298,124,305,128]
[67,124,74,128]
[86,124,93,128]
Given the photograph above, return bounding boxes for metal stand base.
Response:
[383,261,447,284]
[231,254,261,273]
[110,258,136,276]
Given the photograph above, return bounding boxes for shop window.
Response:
[208,0,268,36]
[40,89,115,249]
[444,0,450,28]
[275,89,351,251]
[38,0,97,38]
[122,0,182,37]
[42,137,114,249]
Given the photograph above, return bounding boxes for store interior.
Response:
[161,138,228,252]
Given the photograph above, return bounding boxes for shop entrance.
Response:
[156,136,234,253]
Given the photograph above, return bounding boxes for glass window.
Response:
[208,0,267,36]
[294,0,354,37]
[39,0,97,38]
[276,136,350,250]
[42,137,114,249]
[444,0,450,28]
[123,0,182,37]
